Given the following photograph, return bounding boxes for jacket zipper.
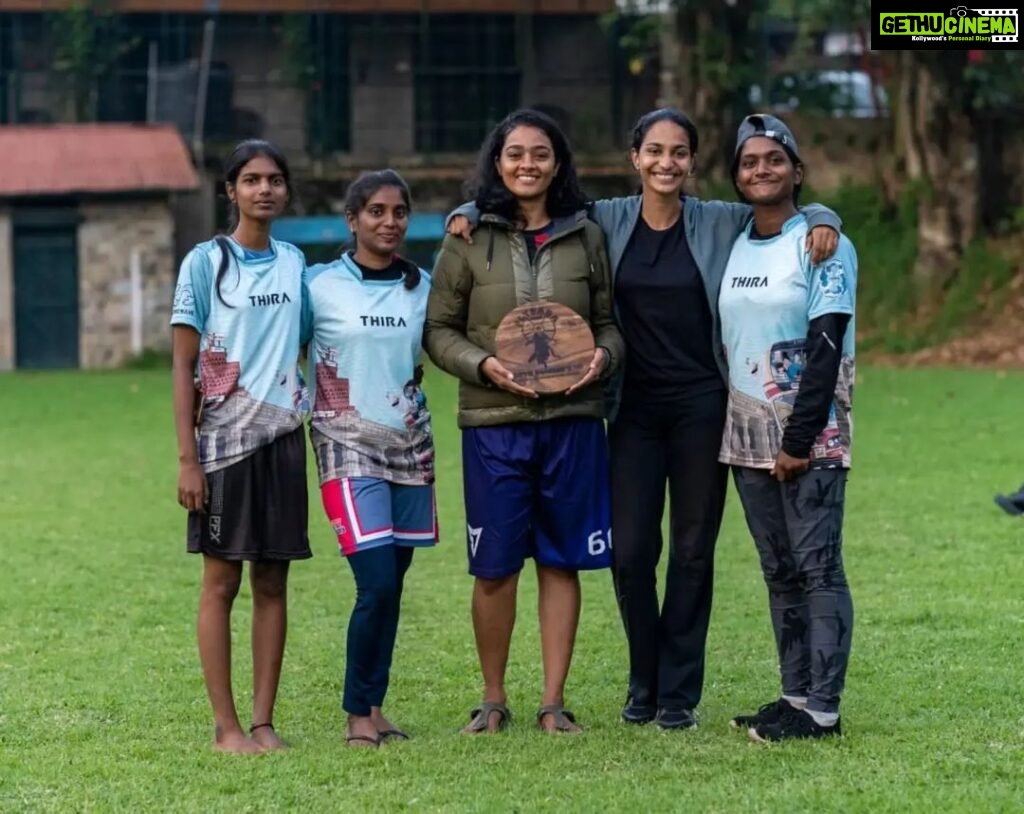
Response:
[529,221,582,301]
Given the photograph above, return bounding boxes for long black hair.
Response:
[630,107,699,155]
[213,139,292,306]
[343,169,420,290]
[466,108,588,223]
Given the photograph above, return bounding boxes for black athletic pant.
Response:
[343,545,415,716]
[609,388,728,709]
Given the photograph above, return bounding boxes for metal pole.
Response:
[193,18,216,164]
[10,13,20,123]
[418,0,431,153]
[146,40,158,123]
[130,248,144,356]
[6,73,15,123]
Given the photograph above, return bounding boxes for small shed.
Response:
[0,124,199,369]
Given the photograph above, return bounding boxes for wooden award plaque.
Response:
[494,300,596,394]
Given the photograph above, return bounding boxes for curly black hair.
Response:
[465,108,588,223]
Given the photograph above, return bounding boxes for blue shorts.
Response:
[461,417,612,578]
[320,477,437,557]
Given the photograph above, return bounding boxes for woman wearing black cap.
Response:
[719,114,858,742]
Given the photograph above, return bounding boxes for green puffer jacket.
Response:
[425,210,624,429]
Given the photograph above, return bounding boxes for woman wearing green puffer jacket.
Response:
[425,109,624,735]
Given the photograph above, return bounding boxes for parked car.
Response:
[749,69,889,118]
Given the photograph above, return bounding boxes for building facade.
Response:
[0,1,642,168]
[0,124,198,370]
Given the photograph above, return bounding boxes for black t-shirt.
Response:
[351,252,405,281]
[614,216,723,401]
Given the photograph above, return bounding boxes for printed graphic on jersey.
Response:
[170,237,308,471]
[718,215,857,470]
[306,254,434,485]
[817,257,848,298]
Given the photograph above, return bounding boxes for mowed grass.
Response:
[1,366,1023,813]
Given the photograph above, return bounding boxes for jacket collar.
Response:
[479,209,588,239]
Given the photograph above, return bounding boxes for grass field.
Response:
[1,366,1023,813]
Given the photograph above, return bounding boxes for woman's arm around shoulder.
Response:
[586,195,639,238]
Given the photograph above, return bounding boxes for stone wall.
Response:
[0,209,12,370]
[77,200,176,368]
[782,113,889,193]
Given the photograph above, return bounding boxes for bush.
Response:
[699,180,1018,354]
[122,349,172,370]
[817,183,1017,354]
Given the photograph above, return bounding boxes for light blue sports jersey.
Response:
[305,253,434,486]
[171,237,309,472]
[718,213,856,469]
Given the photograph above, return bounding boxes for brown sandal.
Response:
[462,702,512,734]
[536,705,582,733]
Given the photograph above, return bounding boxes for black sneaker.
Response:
[620,695,656,725]
[748,708,841,742]
[995,491,1024,516]
[729,698,796,730]
[654,706,697,730]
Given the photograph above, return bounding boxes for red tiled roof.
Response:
[0,124,200,198]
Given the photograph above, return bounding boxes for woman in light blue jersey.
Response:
[719,114,857,743]
[171,140,310,753]
[304,170,436,749]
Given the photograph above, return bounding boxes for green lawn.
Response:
[1,367,1023,813]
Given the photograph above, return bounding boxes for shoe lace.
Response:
[757,699,794,717]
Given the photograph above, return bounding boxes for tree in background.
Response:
[616,0,1023,293]
[654,0,768,178]
[894,50,1024,286]
[48,1,129,122]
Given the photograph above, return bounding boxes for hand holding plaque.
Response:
[494,300,597,395]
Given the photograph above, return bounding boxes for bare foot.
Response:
[345,714,381,749]
[212,727,265,754]
[250,724,288,751]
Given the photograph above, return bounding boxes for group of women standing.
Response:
[172,146,435,751]
[171,105,858,752]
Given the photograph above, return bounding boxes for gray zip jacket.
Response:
[448,196,841,420]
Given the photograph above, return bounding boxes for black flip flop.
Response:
[344,733,382,749]
[379,728,411,742]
